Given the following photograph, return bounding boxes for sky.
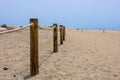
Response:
[0,0,120,30]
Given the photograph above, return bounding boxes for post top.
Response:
[30,18,38,20]
[59,25,62,27]
[53,23,58,26]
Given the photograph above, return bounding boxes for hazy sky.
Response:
[0,0,120,29]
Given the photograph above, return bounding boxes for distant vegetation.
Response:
[0,24,14,30]
[1,24,7,28]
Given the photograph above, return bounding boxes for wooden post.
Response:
[81,29,83,32]
[30,18,39,75]
[60,25,63,44]
[53,24,58,52]
[63,26,65,41]
[103,30,105,34]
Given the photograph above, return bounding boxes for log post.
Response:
[53,24,58,52]
[60,25,63,44]
[30,18,39,75]
[63,26,65,41]
[103,30,105,34]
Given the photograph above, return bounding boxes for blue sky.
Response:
[0,0,120,29]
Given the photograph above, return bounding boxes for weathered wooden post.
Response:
[81,29,83,32]
[103,30,105,34]
[63,26,65,41]
[30,18,39,75]
[53,24,58,52]
[60,25,63,44]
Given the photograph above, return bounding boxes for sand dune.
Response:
[0,27,7,31]
[0,28,120,80]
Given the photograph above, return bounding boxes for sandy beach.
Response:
[0,27,120,80]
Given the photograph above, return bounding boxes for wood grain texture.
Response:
[53,24,58,52]
[60,26,63,44]
[30,18,39,75]
[63,26,65,41]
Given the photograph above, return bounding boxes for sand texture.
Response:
[0,27,7,31]
[0,28,120,80]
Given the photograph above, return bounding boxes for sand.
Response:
[0,28,120,80]
[0,27,7,31]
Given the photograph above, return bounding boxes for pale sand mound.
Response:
[0,27,7,31]
[0,26,20,32]
[0,29,120,80]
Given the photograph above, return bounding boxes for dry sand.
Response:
[0,28,120,80]
[0,27,7,31]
